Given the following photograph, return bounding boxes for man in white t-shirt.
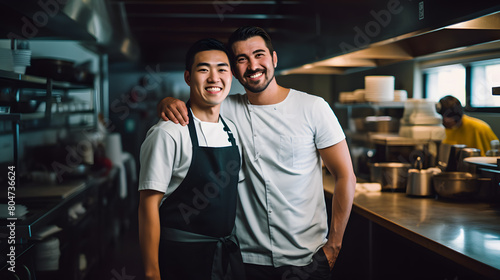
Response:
[158,26,356,280]
[138,38,245,280]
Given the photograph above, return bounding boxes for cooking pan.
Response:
[0,99,42,113]
[26,58,75,82]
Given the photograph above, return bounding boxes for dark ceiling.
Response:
[107,0,500,72]
[0,0,499,73]
[108,0,375,71]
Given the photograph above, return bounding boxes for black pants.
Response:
[244,249,332,280]
[159,240,217,280]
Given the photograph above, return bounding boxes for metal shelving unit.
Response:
[0,70,97,168]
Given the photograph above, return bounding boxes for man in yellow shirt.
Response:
[437,95,498,156]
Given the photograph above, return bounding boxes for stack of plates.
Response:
[339,89,366,103]
[35,237,61,271]
[364,76,395,102]
[0,48,14,72]
[339,91,356,103]
[12,49,31,74]
[394,90,408,101]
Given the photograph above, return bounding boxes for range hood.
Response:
[0,0,139,61]
[280,11,500,75]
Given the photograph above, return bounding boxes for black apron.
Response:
[159,102,244,280]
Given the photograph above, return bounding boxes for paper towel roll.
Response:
[105,133,123,166]
[105,133,128,199]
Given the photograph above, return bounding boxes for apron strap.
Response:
[220,116,237,146]
[186,100,199,148]
[161,227,243,280]
[186,99,237,147]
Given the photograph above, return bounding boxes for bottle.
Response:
[486,139,499,156]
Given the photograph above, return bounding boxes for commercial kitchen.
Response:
[1,0,500,279]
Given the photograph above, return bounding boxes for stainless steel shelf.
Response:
[334,101,406,109]
[369,133,433,146]
[0,69,92,89]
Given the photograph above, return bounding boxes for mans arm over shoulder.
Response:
[157,97,189,125]
[157,95,241,125]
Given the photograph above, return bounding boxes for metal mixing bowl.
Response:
[432,172,478,200]
[369,162,411,192]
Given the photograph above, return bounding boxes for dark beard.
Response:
[243,70,275,93]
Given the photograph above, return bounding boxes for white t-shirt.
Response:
[138,111,242,201]
[221,89,345,267]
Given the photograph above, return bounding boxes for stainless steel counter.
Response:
[323,173,500,279]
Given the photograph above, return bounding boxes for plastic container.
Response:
[486,139,500,156]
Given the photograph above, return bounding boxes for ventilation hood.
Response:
[280,11,500,75]
[0,0,139,61]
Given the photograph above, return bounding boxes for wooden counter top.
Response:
[323,172,500,279]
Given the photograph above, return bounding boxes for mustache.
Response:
[245,68,265,76]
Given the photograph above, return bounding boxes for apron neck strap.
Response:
[186,100,199,148]
[186,99,236,147]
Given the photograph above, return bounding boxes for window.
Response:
[470,59,500,108]
[424,64,466,104]
[423,58,500,111]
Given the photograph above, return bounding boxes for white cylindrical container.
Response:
[105,133,123,166]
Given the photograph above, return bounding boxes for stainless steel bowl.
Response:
[432,172,478,200]
[369,162,411,192]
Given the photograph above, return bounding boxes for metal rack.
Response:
[0,70,97,168]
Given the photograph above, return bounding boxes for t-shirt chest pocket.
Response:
[279,136,315,168]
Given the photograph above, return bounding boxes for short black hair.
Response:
[227,26,274,62]
[437,95,464,121]
[185,38,229,72]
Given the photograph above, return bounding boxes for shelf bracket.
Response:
[45,78,53,122]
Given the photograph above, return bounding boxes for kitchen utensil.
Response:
[432,172,478,200]
[445,144,467,172]
[486,140,499,156]
[457,147,481,173]
[369,162,411,192]
[406,167,441,197]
